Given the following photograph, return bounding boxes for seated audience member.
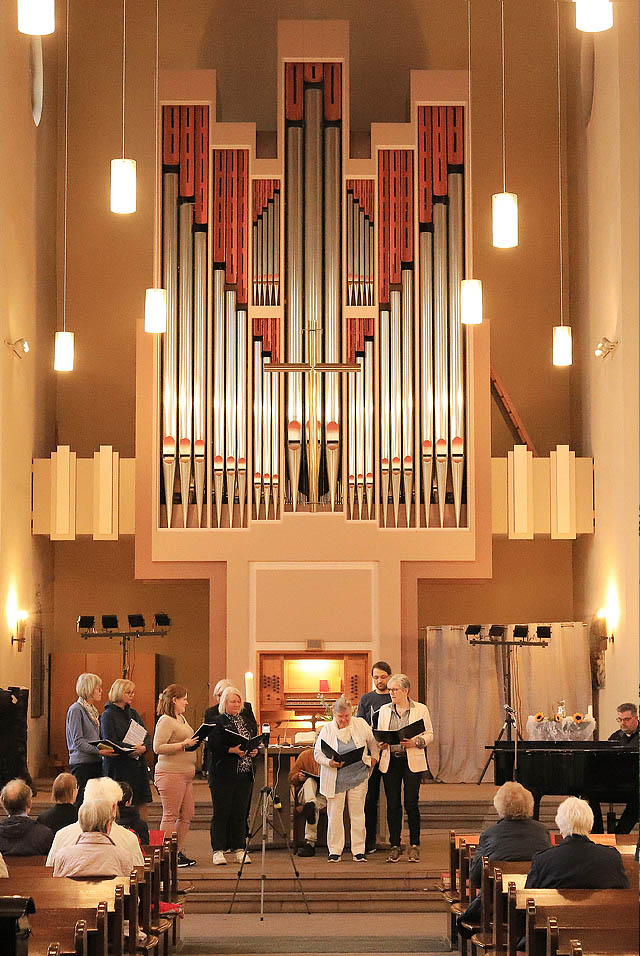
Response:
[525,796,629,889]
[52,799,136,877]
[37,773,79,834]
[289,747,326,856]
[0,779,53,856]
[458,781,551,930]
[117,781,149,844]
[46,776,144,867]
[589,702,639,833]
[0,851,7,877]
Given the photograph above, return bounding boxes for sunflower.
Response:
[534,712,545,722]
[573,712,584,723]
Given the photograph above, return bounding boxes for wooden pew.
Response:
[28,902,108,956]
[568,941,637,956]
[529,910,638,956]
[448,841,477,955]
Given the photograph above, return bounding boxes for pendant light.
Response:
[54,0,74,372]
[145,0,167,332]
[492,0,518,248]
[574,0,613,33]
[110,0,136,214]
[17,0,55,35]
[553,0,572,367]
[461,0,483,325]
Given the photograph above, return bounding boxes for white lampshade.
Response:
[145,288,167,333]
[54,330,74,371]
[18,0,55,35]
[110,158,137,214]
[461,279,483,325]
[575,0,613,32]
[492,192,519,248]
[553,326,573,367]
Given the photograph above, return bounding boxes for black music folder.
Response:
[224,729,264,752]
[320,739,365,766]
[192,722,216,741]
[96,739,136,755]
[373,717,426,744]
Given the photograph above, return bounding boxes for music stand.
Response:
[229,732,310,920]
[467,625,549,784]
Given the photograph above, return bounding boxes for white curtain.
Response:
[424,623,591,783]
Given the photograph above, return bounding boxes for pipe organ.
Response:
[157,46,472,534]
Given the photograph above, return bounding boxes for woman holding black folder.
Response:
[314,695,379,862]
[207,686,259,865]
[376,674,433,863]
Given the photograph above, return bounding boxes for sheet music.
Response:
[122,719,147,747]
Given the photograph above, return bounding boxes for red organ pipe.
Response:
[253,317,280,363]
[400,151,413,263]
[347,317,374,363]
[213,150,226,264]
[163,106,179,165]
[194,106,209,225]
[418,107,433,224]
[285,63,304,121]
[237,150,248,304]
[179,106,195,198]
[447,106,464,165]
[432,106,448,196]
[378,151,390,304]
[323,63,342,121]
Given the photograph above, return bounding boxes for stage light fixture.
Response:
[77,615,95,631]
[536,625,552,640]
[488,624,506,638]
[102,614,119,630]
[154,612,171,628]
[465,624,482,637]
[513,624,529,639]
[128,613,145,630]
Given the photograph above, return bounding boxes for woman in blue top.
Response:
[65,673,109,805]
[100,679,153,815]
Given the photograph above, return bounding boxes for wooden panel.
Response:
[447,106,464,165]
[343,654,370,705]
[236,149,249,304]
[432,106,448,196]
[194,106,209,225]
[225,150,238,286]
[417,106,433,224]
[389,150,401,284]
[162,106,179,165]
[259,654,284,711]
[213,150,226,264]
[285,63,304,121]
[400,150,414,263]
[179,105,195,198]
[323,63,342,121]
[378,150,390,303]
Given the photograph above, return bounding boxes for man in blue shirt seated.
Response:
[0,779,53,856]
[356,661,392,854]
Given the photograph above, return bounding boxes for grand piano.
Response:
[489,740,639,819]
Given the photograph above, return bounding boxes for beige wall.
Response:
[566,9,639,737]
[1,9,58,776]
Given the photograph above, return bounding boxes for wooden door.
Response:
[259,655,284,714]
[343,653,370,704]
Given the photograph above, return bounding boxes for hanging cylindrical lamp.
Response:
[17,0,55,35]
[54,0,74,372]
[54,331,75,371]
[575,0,613,32]
[553,326,572,366]
[492,0,518,249]
[110,0,136,214]
[461,279,483,325]
[552,1,572,368]
[144,0,166,333]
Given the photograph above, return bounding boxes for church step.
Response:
[185,889,447,914]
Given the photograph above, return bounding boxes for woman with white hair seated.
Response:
[206,686,259,865]
[314,695,379,862]
[376,674,433,863]
[525,796,629,889]
[52,799,136,877]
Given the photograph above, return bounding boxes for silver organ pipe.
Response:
[252,221,258,305]
[178,201,194,527]
[433,202,449,527]
[346,191,354,306]
[419,232,434,527]
[356,354,366,518]
[304,87,323,507]
[358,207,366,306]
[193,231,207,528]
[225,289,237,528]
[236,310,247,526]
[262,358,272,518]
[401,270,414,527]
[324,125,341,511]
[255,216,263,305]
[271,365,279,518]
[273,189,280,306]
[213,270,226,527]
[261,203,268,304]
[266,196,274,305]
[448,173,465,527]
[286,125,303,510]
[253,340,263,518]
[389,290,402,527]
[347,366,356,519]
[379,308,390,527]
[369,221,375,306]
[364,339,374,519]
[161,172,178,528]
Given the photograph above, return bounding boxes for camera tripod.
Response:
[229,737,310,919]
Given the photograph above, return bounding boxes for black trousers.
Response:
[383,754,422,846]
[589,794,639,834]
[209,771,253,852]
[364,763,383,850]
[70,761,103,806]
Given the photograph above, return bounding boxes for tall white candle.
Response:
[244,671,255,708]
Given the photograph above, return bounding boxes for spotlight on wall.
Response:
[465,624,483,637]
[77,615,96,632]
[488,625,506,639]
[127,613,145,630]
[594,336,619,359]
[5,337,30,359]
[536,625,552,641]
[154,612,171,629]
[11,610,29,652]
[18,0,55,35]
[101,614,119,630]
[513,624,529,640]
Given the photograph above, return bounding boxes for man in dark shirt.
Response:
[589,701,638,833]
[0,779,53,856]
[356,661,392,854]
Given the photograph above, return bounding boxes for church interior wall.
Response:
[1,11,58,777]
[565,7,639,737]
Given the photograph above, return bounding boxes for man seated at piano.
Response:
[588,701,639,834]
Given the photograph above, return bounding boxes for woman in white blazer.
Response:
[377,673,433,863]
[314,695,379,862]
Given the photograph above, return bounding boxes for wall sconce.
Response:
[594,336,619,359]
[597,608,613,644]
[5,338,30,359]
[11,610,29,652]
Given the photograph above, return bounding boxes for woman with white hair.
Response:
[207,686,259,865]
[376,673,433,863]
[314,695,379,862]
[65,673,110,804]
[524,796,629,889]
[100,678,153,815]
[52,799,136,877]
